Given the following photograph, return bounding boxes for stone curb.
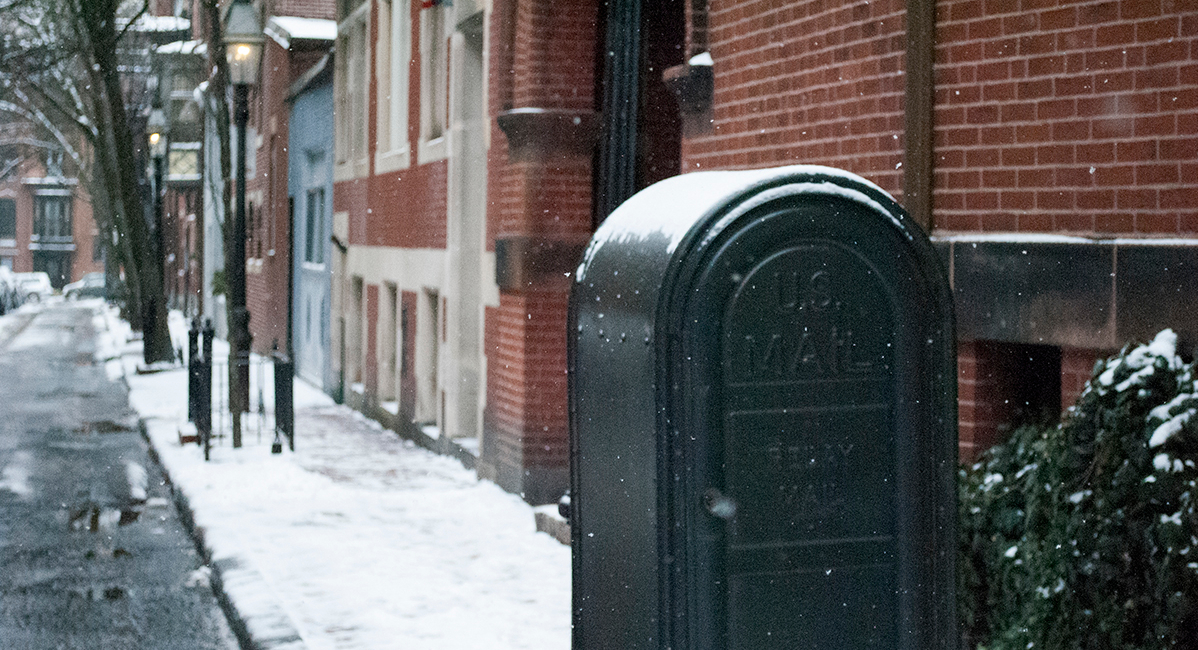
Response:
[138,417,309,650]
[532,506,571,545]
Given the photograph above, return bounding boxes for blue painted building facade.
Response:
[287,57,334,390]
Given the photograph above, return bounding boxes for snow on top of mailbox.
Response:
[576,165,896,282]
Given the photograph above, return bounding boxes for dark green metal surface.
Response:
[570,166,956,650]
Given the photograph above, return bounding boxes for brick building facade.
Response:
[649,0,1198,462]
[328,0,1196,504]
[244,3,335,355]
[329,0,493,478]
[0,154,103,288]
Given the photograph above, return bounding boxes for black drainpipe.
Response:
[595,0,642,223]
[904,0,936,231]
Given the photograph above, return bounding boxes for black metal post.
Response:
[147,153,166,365]
[230,83,252,448]
[274,348,294,452]
[188,318,200,422]
[183,227,191,318]
[198,319,214,457]
[202,318,214,364]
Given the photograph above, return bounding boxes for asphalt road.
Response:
[0,301,239,649]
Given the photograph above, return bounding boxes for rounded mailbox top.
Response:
[575,164,908,285]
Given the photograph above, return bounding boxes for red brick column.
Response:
[957,340,1022,464]
[482,0,599,504]
[957,340,987,463]
[1061,346,1101,414]
[364,283,379,409]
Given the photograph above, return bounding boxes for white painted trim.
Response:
[375,146,411,174]
[417,135,447,165]
[345,246,446,290]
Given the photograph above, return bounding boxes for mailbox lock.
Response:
[703,487,737,520]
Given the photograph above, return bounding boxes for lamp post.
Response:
[147,108,168,367]
[224,0,262,448]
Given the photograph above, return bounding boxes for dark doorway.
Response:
[33,252,72,289]
[593,0,686,226]
[637,0,685,189]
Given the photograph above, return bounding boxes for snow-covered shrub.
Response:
[959,330,1198,650]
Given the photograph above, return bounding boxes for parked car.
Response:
[0,266,20,314]
[63,272,106,300]
[15,272,53,303]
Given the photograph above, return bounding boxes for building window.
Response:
[336,2,370,177]
[376,0,412,173]
[33,195,71,242]
[304,188,326,265]
[0,198,15,246]
[168,143,202,181]
[418,2,447,162]
[416,288,440,424]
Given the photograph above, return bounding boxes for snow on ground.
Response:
[0,299,47,347]
[94,304,571,650]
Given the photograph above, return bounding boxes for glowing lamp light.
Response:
[147,108,167,159]
[223,0,263,86]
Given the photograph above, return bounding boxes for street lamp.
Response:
[147,108,167,159]
[223,0,262,448]
[147,107,168,368]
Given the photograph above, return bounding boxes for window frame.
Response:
[0,198,15,246]
[304,187,326,266]
[417,3,448,164]
[335,1,371,181]
[375,0,412,173]
[32,192,72,243]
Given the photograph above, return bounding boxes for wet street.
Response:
[0,302,238,649]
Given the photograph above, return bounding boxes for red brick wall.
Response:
[509,0,596,112]
[1,162,102,280]
[367,161,448,249]
[349,0,447,251]
[685,0,710,58]
[491,160,593,238]
[365,283,379,397]
[266,0,335,21]
[69,188,103,282]
[163,187,201,307]
[334,178,370,245]
[1061,345,1101,412]
[682,0,908,197]
[935,0,1198,234]
[957,341,979,461]
[958,340,1021,463]
[958,339,1067,462]
[487,0,597,248]
[483,0,597,501]
[484,291,571,471]
[246,39,296,354]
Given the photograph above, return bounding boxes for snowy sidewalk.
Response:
[94,303,571,650]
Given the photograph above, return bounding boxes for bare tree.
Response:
[0,0,174,364]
